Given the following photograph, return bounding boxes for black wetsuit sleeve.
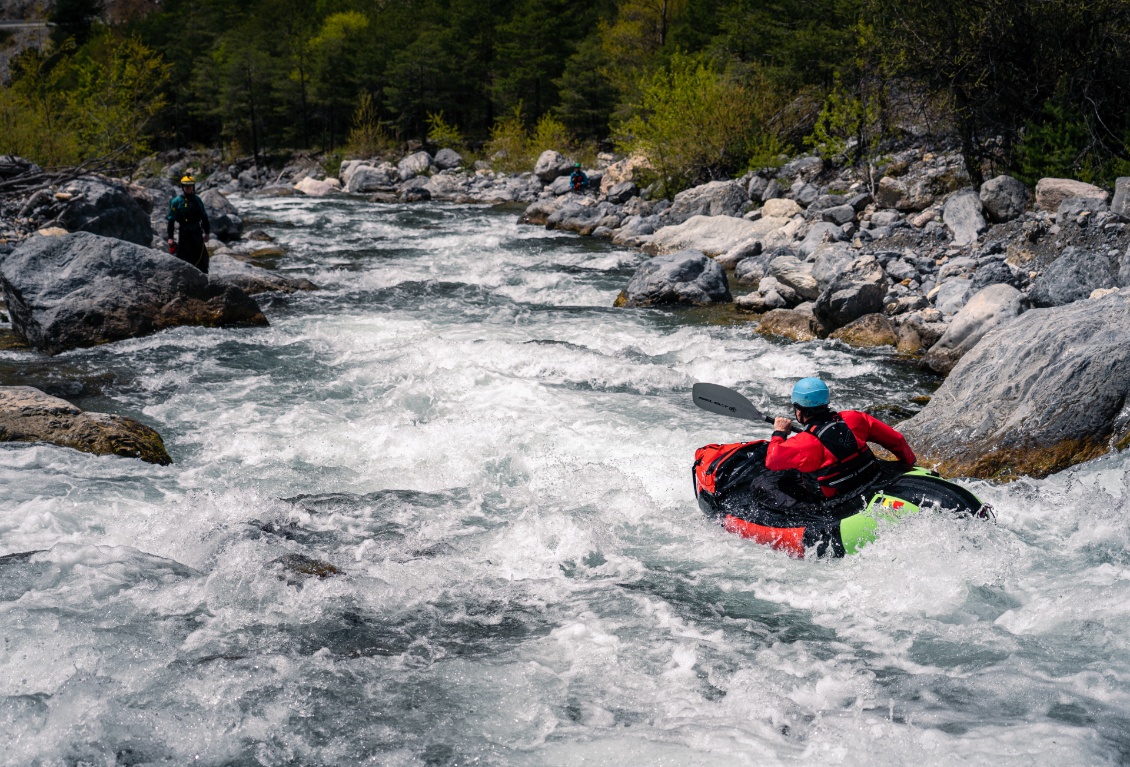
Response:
[166,200,176,239]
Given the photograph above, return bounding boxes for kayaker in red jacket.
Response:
[766,377,917,498]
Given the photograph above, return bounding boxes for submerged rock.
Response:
[0,232,267,355]
[900,291,1130,478]
[0,386,170,464]
[209,254,318,295]
[615,250,731,307]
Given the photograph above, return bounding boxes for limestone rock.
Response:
[1056,196,1108,226]
[534,150,573,183]
[811,243,858,292]
[798,222,848,257]
[599,155,653,194]
[899,291,1130,478]
[345,164,399,193]
[646,215,792,257]
[768,255,819,300]
[667,181,747,224]
[932,278,974,316]
[761,198,801,219]
[0,232,267,355]
[294,177,337,196]
[55,176,152,246]
[0,386,170,464]
[942,191,987,246]
[829,313,898,347]
[979,175,1029,222]
[606,181,639,205]
[1029,246,1119,307]
[1034,178,1108,212]
[755,308,825,342]
[922,284,1024,374]
[433,148,463,170]
[814,255,889,330]
[615,250,732,307]
[398,151,433,181]
[1112,177,1130,219]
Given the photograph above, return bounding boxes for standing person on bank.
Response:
[167,175,212,273]
[766,377,917,498]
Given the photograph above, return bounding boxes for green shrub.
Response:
[346,92,395,159]
[426,111,463,150]
[615,53,760,197]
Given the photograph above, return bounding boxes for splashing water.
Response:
[1,197,1128,766]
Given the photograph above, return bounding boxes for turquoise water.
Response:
[1,197,1128,765]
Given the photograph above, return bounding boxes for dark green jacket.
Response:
[167,194,211,239]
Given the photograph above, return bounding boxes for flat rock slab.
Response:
[645,215,793,257]
[900,290,1130,479]
[1,232,267,355]
[0,386,170,464]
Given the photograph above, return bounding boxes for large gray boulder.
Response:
[811,243,857,292]
[1029,246,1119,307]
[875,176,934,211]
[209,254,318,295]
[768,255,819,300]
[346,164,399,193]
[932,278,974,316]
[1113,177,1130,219]
[397,151,433,181]
[614,250,732,307]
[0,232,267,355]
[900,291,1130,478]
[606,181,639,205]
[979,175,1029,222]
[942,190,987,246]
[646,215,793,257]
[55,176,152,246]
[922,284,1025,374]
[813,255,889,330]
[199,189,243,242]
[534,150,573,183]
[798,222,848,258]
[667,181,747,224]
[0,386,170,464]
[1034,178,1108,211]
[433,148,463,170]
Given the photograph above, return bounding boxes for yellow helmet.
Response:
[180,174,196,185]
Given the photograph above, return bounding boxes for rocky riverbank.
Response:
[2,143,1128,479]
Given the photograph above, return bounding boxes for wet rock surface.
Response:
[901,291,1130,478]
[0,232,267,355]
[0,385,170,464]
[615,250,731,308]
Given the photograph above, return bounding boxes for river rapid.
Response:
[2,196,1130,766]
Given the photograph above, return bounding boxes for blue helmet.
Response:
[791,377,830,408]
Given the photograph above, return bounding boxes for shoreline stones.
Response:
[0,386,171,464]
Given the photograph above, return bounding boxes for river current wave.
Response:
[2,197,1129,765]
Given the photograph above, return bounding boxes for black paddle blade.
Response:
[692,383,772,424]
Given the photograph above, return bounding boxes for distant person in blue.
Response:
[569,162,588,192]
[166,174,212,273]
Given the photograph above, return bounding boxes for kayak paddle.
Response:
[692,382,801,432]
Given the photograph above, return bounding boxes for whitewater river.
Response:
[2,196,1130,766]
